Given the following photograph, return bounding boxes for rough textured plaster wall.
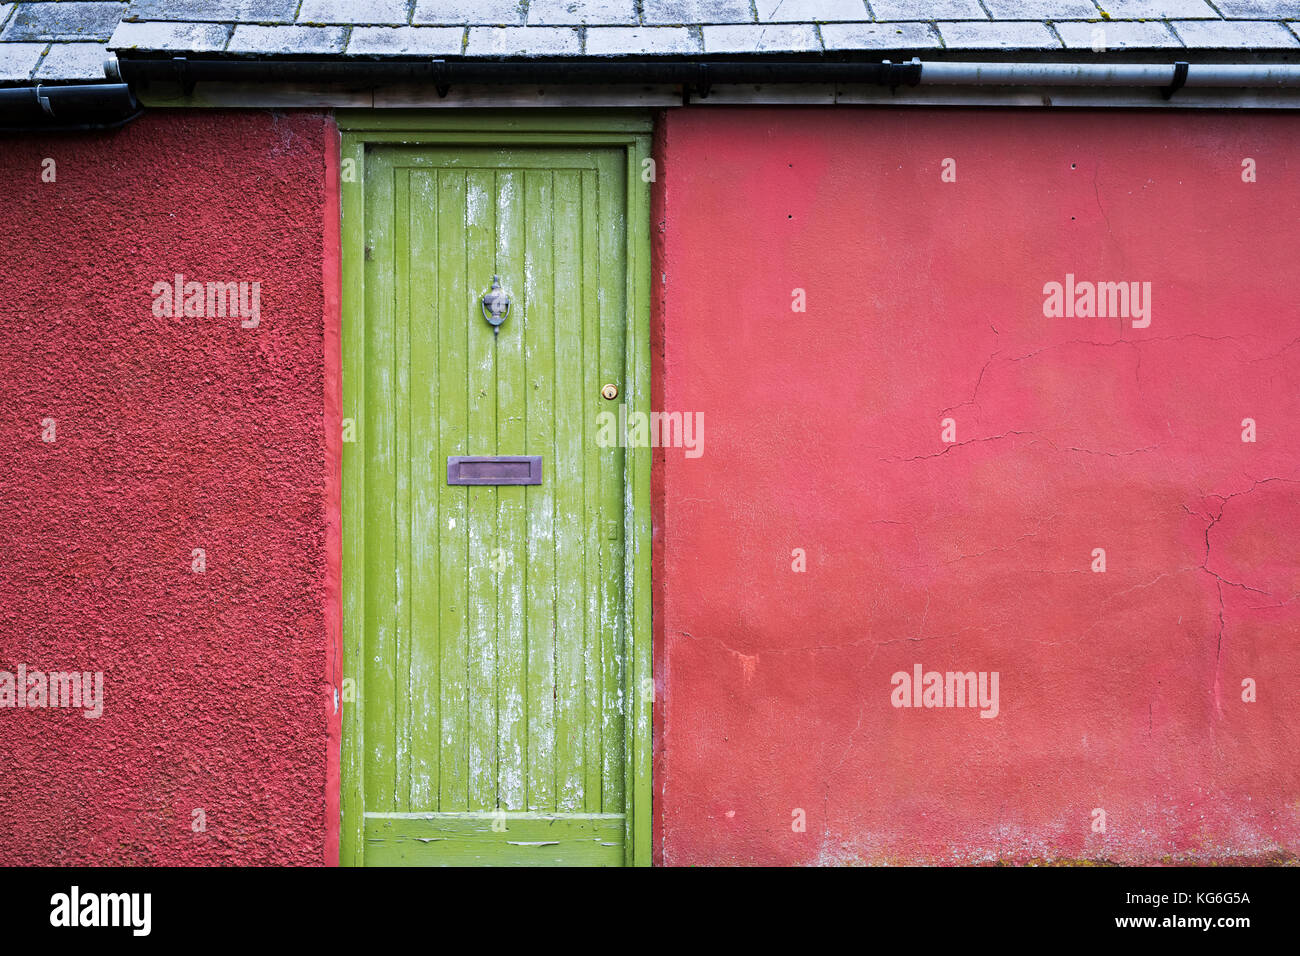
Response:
[657,107,1300,865]
[0,110,329,865]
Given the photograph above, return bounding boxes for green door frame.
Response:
[337,110,653,866]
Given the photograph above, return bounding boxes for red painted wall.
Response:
[0,111,331,865]
[655,107,1300,865]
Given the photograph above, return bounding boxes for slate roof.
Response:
[3,0,1300,84]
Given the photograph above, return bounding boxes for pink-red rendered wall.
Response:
[653,107,1300,865]
[0,111,331,865]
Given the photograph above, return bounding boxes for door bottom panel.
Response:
[363,813,625,866]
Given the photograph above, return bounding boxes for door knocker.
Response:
[481,275,511,336]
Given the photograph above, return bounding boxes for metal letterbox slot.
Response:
[446,455,543,486]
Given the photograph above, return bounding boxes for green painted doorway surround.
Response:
[338,112,652,866]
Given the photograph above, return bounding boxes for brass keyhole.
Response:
[601,383,619,401]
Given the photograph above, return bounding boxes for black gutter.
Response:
[118,55,924,96]
[0,83,142,132]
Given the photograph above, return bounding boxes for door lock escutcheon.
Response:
[601,383,619,401]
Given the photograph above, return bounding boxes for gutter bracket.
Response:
[1162,60,1189,100]
[694,63,710,100]
[904,57,922,88]
[172,55,195,97]
[432,58,450,98]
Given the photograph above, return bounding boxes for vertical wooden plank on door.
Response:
[393,168,412,812]
[408,167,440,809]
[465,168,499,809]
[363,151,397,815]
[495,170,527,812]
[552,168,586,812]
[437,168,469,812]
[579,168,603,810]
[594,152,627,814]
[523,169,556,812]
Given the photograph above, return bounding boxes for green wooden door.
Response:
[348,143,632,865]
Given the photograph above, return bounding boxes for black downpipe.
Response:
[0,83,142,132]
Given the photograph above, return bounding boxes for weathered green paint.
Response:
[340,114,652,866]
